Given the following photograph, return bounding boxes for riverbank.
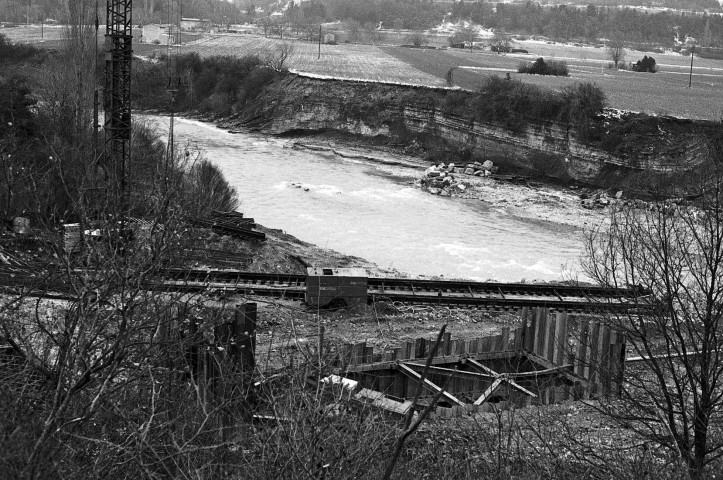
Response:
[284,132,608,232]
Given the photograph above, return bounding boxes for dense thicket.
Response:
[0,33,237,225]
[133,52,280,115]
[0,0,245,25]
[474,76,605,139]
[451,2,723,46]
[517,58,569,77]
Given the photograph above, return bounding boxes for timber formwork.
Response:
[329,307,626,417]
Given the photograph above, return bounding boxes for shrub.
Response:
[475,76,566,132]
[632,55,657,72]
[0,33,39,62]
[517,58,569,76]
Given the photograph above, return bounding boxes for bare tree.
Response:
[583,173,723,479]
[263,42,294,72]
[491,30,511,53]
[407,31,427,47]
[606,39,626,68]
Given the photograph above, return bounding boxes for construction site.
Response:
[2,1,721,478]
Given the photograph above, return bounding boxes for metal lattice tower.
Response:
[104,0,132,206]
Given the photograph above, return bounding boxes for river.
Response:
[142,115,585,282]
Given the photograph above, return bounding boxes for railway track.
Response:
[0,265,652,311]
[154,268,652,312]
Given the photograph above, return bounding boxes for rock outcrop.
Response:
[225,74,721,188]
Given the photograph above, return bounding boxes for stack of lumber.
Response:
[189,211,265,241]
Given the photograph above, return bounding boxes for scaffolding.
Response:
[104,0,132,207]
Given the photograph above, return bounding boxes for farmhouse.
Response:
[140,24,172,44]
[180,18,212,32]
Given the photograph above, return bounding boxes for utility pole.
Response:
[689,44,695,88]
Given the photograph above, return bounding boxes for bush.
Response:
[0,33,39,63]
[518,58,569,76]
[475,76,567,132]
[632,55,657,72]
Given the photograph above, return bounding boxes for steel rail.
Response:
[156,268,650,299]
[0,267,652,311]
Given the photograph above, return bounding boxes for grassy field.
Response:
[139,34,446,85]
[5,24,723,120]
[383,44,723,119]
[158,34,723,120]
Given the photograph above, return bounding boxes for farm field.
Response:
[383,44,723,120]
[141,34,446,86]
[5,25,723,120]
[151,34,723,120]
[0,24,67,43]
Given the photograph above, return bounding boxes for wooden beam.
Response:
[474,378,504,406]
[403,362,496,380]
[396,362,465,406]
[354,388,413,415]
[524,352,588,385]
[466,358,537,398]
[339,350,522,373]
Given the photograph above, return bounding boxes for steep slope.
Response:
[225,74,722,189]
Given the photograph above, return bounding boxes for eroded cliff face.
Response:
[228,74,720,187]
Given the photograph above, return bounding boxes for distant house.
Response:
[141,24,164,43]
[140,24,178,44]
[451,41,472,49]
[180,18,212,32]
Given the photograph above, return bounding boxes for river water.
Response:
[142,115,585,282]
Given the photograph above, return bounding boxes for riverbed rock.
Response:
[456,184,467,192]
[482,160,494,170]
[428,187,441,195]
[464,168,475,175]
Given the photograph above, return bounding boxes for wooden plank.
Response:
[587,322,601,395]
[365,346,375,364]
[554,312,568,367]
[513,326,523,351]
[600,325,612,395]
[355,388,413,415]
[474,378,504,406]
[537,308,549,357]
[524,308,536,352]
[545,315,557,363]
[396,362,464,406]
[352,342,366,365]
[576,320,589,378]
[415,338,425,359]
[501,327,510,351]
[405,341,415,360]
[442,332,451,356]
[450,340,459,356]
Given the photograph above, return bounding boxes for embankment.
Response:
[221,73,723,190]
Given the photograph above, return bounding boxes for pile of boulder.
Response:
[418,161,498,196]
[579,189,623,209]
